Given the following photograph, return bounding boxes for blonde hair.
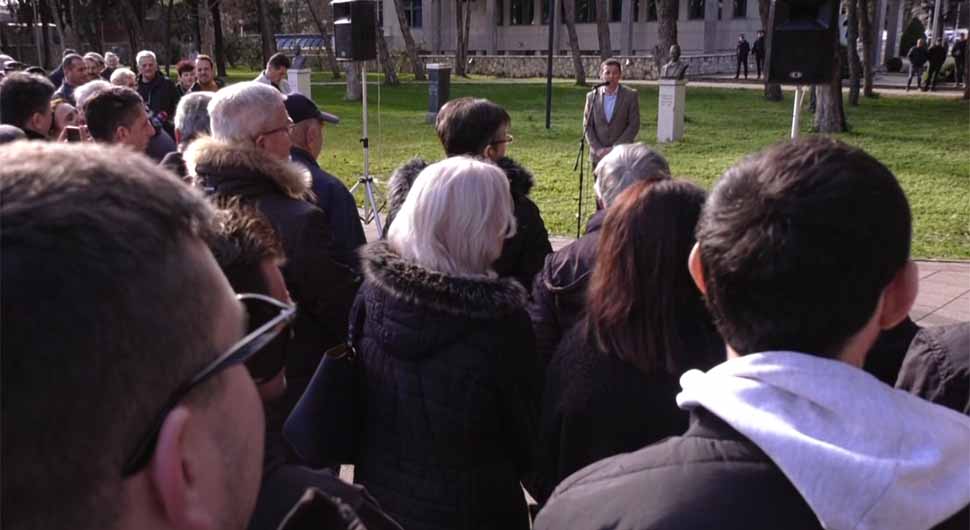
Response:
[388,156,516,276]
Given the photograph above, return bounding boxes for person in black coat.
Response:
[907,38,929,90]
[385,97,553,291]
[185,82,359,433]
[529,143,671,365]
[352,157,539,530]
[135,50,179,136]
[896,323,970,415]
[926,38,948,91]
[536,179,723,504]
[752,30,766,78]
[735,34,751,79]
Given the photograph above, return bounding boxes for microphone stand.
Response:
[573,84,601,238]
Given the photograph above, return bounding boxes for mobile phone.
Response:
[65,126,82,143]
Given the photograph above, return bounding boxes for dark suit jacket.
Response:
[583,84,640,167]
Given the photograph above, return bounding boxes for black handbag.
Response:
[283,299,366,468]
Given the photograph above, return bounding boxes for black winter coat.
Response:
[896,323,970,415]
[535,323,723,504]
[352,241,540,530]
[385,156,553,291]
[137,73,179,125]
[528,210,605,366]
[186,138,360,428]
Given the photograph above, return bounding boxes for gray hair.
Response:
[388,156,516,276]
[135,50,156,66]
[74,80,111,113]
[174,92,213,147]
[208,82,284,143]
[104,52,120,67]
[109,68,136,87]
[83,52,105,66]
[593,143,671,208]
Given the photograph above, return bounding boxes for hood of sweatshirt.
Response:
[677,351,970,530]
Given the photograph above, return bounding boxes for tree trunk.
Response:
[964,39,969,99]
[345,61,362,100]
[199,0,216,56]
[164,0,176,75]
[595,0,612,61]
[813,42,847,132]
[392,0,426,79]
[858,0,876,96]
[562,0,586,84]
[846,0,862,105]
[303,0,342,78]
[758,0,783,100]
[454,0,467,76]
[122,0,146,56]
[377,18,400,84]
[654,0,678,68]
[256,0,276,63]
[212,0,228,77]
[39,0,52,69]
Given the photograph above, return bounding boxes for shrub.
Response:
[885,56,903,72]
[900,18,926,57]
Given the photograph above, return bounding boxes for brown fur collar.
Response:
[184,137,313,200]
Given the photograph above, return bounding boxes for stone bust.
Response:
[660,45,689,80]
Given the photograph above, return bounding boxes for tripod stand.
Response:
[348,61,385,238]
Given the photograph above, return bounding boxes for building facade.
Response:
[381,0,765,56]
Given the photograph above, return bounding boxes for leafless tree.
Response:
[595,0,611,61]
[562,0,587,84]
[392,0,426,79]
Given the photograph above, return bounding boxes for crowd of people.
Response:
[2,49,969,530]
[906,34,968,91]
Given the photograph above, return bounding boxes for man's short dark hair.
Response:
[267,52,291,69]
[176,59,195,74]
[84,85,145,142]
[62,53,84,72]
[435,97,511,156]
[1,142,221,530]
[0,72,55,129]
[696,137,911,358]
[601,58,622,71]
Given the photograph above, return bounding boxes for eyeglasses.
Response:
[121,293,297,477]
[257,119,295,139]
[490,134,514,146]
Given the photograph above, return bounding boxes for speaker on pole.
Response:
[766,0,839,84]
[332,0,378,62]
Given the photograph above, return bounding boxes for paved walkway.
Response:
[362,219,969,326]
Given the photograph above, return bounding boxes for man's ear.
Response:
[28,111,47,135]
[877,260,919,330]
[149,406,216,530]
[114,125,130,145]
[688,243,707,295]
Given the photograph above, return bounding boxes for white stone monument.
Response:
[288,68,312,96]
[657,79,686,143]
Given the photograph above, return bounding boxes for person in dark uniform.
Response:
[925,38,947,91]
[752,30,766,79]
[735,34,751,79]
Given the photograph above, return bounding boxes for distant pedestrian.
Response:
[906,38,928,91]
[952,34,967,87]
[753,30,766,79]
[925,38,947,91]
[735,34,750,79]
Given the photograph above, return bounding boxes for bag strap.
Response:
[324,296,367,361]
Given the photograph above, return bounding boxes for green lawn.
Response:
[220,70,970,258]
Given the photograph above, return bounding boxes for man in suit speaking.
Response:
[584,58,641,169]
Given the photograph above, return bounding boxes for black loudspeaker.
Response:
[766,0,838,84]
[332,0,378,61]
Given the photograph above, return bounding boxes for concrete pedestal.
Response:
[288,68,312,96]
[426,64,451,123]
[657,79,686,143]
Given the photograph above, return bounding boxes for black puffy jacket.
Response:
[352,241,540,530]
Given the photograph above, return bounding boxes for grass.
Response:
[219,69,970,259]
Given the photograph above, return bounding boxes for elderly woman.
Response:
[109,67,137,89]
[535,179,725,503]
[352,156,539,530]
[48,97,78,139]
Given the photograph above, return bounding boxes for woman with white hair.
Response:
[350,156,539,530]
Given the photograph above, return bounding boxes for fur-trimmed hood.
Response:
[361,240,528,320]
[384,156,536,233]
[184,136,313,201]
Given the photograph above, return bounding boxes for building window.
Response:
[511,0,535,24]
[497,0,504,24]
[732,0,745,17]
[687,0,704,19]
[646,0,657,20]
[404,0,422,27]
[575,0,595,22]
[610,0,622,21]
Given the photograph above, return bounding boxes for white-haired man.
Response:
[161,91,213,179]
[102,51,120,80]
[135,50,177,135]
[185,81,359,436]
[528,143,671,364]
